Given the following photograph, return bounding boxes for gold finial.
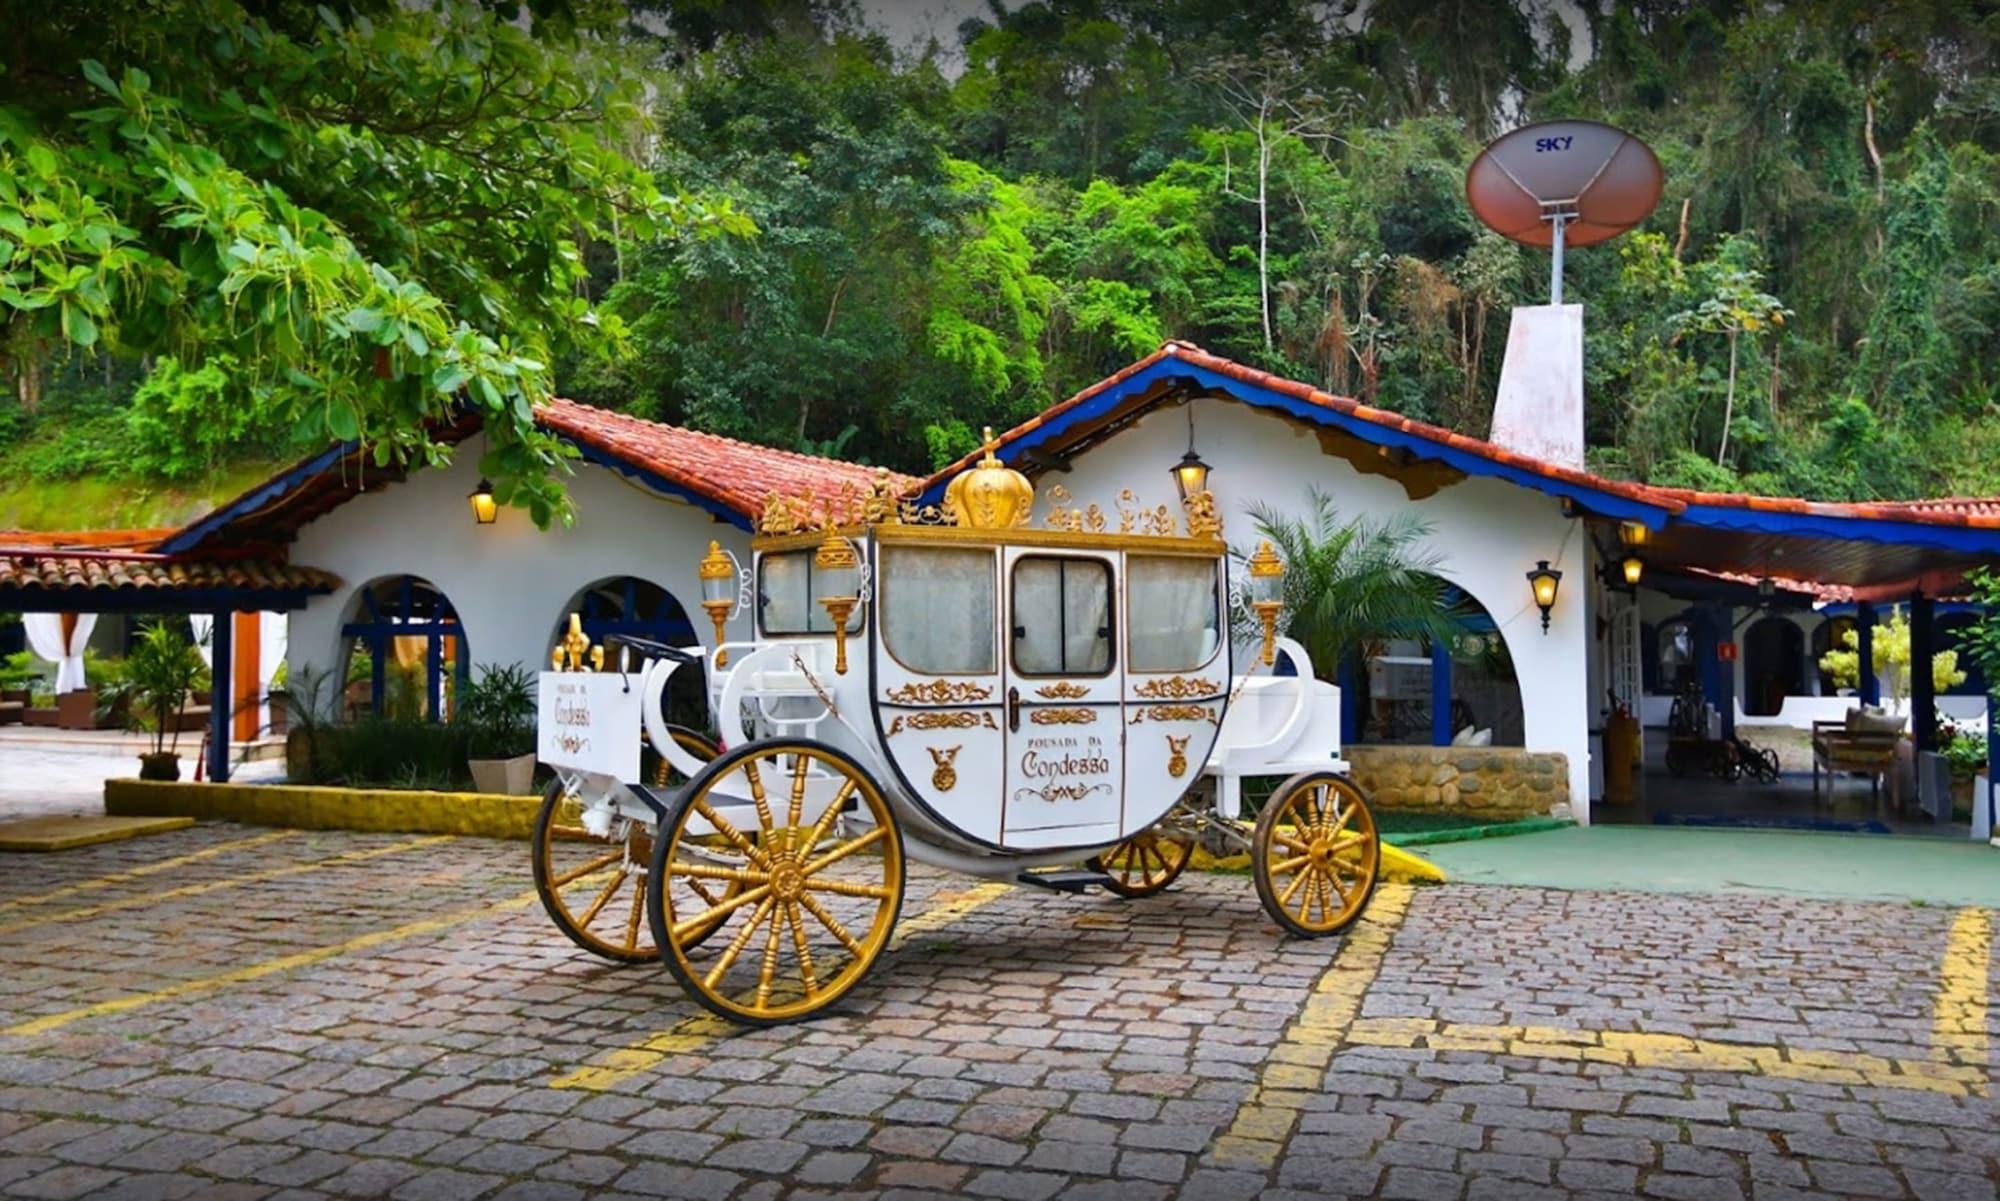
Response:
[948,424,1034,530]
[557,612,593,671]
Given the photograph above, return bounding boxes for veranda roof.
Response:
[0,549,339,612]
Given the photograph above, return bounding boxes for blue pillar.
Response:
[210,612,232,784]
[1339,649,1360,748]
[1912,594,1937,752]
[1987,690,1998,838]
[369,634,386,715]
[1857,604,1879,707]
[1431,638,1454,747]
[426,631,443,723]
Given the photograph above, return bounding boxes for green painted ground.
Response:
[1422,825,2000,906]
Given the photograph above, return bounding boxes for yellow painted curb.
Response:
[1381,842,1447,884]
[0,815,196,852]
[105,779,540,841]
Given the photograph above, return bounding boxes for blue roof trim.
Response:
[559,435,751,531]
[160,440,360,554]
[914,359,1676,526]
[1677,503,2000,556]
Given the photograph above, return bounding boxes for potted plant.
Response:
[459,662,538,795]
[126,621,208,781]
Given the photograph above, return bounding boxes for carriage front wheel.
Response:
[1087,806,1197,898]
[648,739,905,1026]
[532,727,720,964]
[1251,771,1380,938]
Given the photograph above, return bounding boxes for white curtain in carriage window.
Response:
[1128,556,1220,673]
[880,547,996,675]
[1012,558,1111,675]
[23,612,96,694]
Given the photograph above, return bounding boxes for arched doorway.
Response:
[1355,579,1523,746]
[1742,616,1804,717]
[547,576,697,655]
[339,576,467,721]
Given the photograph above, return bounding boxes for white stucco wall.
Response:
[286,452,753,705]
[1047,396,1594,819]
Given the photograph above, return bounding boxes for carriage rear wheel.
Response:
[1251,771,1380,938]
[532,726,720,964]
[1087,813,1197,898]
[648,739,904,1026]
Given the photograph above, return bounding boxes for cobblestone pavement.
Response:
[0,824,1994,1200]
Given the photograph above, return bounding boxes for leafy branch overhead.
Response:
[0,1,748,526]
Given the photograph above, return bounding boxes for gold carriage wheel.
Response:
[1086,822,1195,899]
[648,739,904,1027]
[531,727,723,964]
[1251,771,1380,938]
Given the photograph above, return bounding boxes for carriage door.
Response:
[1002,549,1124,848]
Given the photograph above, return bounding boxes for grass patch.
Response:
[0,461,285,530]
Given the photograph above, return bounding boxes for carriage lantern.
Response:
[1248,539,1286,666]
[698,540,740,666]
[813,528,862,674]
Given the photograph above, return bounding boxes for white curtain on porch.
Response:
[187,613,289,730]
[188,613,214,667]
[22,613,97,694]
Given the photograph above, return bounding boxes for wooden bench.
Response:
[1811,719,1902,804]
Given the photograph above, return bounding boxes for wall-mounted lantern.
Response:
[468,479,498,526]
[1527,560,1563,633]
[1170,404,1211,505]
[1618,520,1649,549]
[1621,556,1644,587]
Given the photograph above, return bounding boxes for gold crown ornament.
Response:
[945,427,1034,530]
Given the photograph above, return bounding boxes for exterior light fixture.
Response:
[1757,576,1775,598]
[468,479,498,525]
[698,540,741,666]
[1247,539,1286,666]
[1170,403,1211,505]
[1526,560,1562,633]
[1618,520,1649,548]
[1621,556,1644,587]
[813,527,862,674]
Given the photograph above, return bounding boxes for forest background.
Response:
[5,0,2000,529]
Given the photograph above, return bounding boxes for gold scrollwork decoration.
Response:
[759,492,803,536]
[886,711,998,736]
[1034,682,1090,699]
[1129,704,1218,725]
[929,745,960,792]
[886,680,995,705]
[1134,675,1221,700]
[1030,707,1095,726]
[1044,485,1084,533]
[1183,490,1222,539]
[1167,734,1190,779]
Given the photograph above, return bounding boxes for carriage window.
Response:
[1128,556,1220,672]
[1012,557,1112,676]
[757,551,861,636]
[880,546,996,674]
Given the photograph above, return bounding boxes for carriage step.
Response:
[1015,870,1113,894]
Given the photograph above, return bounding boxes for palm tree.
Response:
[1234,488,1463,684]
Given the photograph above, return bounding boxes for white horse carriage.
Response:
[532,439,1382,1025]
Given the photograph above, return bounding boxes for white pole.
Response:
[1550,214,1567,306]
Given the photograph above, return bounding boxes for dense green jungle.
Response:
[5,1,2000,528]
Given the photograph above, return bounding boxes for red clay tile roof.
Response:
[538,400,918,522]
[0,552,340,597]
[933,341,2000,536]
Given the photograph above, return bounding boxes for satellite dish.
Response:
[1466,119,1663,304]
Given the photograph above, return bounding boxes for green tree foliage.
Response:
[11,0,2000,513]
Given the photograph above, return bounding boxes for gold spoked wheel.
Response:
[1251,771,1380,938]
[648,739,903,1026]
[532,726,720,964]
[1086,820,1196,899]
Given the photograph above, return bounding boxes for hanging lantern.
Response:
[1527,560,1562,633]
[1247,539,1286,666]
[698,540,739,666]
[1621,556,1644,587]
[468,479,498,525]
[813,528,862,674]
[1170,404,1211,505]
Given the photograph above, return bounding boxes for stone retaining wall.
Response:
[1346,745,1569,818]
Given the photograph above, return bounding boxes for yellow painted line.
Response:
[2,888,540,1038]
[0,835,454,934]
[1933,907,1989,1068]
[550,882,1015,1091]
[1210,883,1414,1169]
[0,830,302,911]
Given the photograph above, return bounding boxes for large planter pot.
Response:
[138,752,182,782]
[468,753,537,796]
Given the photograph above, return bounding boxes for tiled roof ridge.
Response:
[540,398,920,488]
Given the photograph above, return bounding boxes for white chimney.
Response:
[1487,303,1584,471]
